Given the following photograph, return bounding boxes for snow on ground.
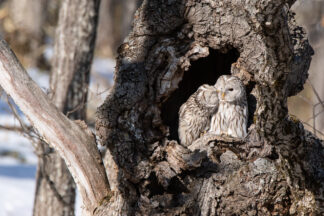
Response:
[0,166,36,216]
[0,105,38,216]
[0,57,114,216]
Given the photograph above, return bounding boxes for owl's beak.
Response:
[221,92,225,99]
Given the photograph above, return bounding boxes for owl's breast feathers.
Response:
[209,100,248,138]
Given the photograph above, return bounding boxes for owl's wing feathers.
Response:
[178,95,198,146]
[178,86,219,146]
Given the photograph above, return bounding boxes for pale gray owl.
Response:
[178,84,219,146]
[209,75,248,138]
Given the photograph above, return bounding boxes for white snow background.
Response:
[0,57,114,216]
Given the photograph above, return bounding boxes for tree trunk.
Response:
[7,0,48,68]
[0,0,323,215]
[33,0,101,215]
[9,0,46,40]
[0,37,110,216]
[96,0,142,57]
[95,0,114,57]
[96,0,323,215]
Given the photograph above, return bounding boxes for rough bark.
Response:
[96,0,324,215]
[1,0,323,215]
[33,0,101,215]
[0,38,110,215]
[49,0,99,113]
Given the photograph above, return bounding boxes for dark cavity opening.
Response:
[161,48,239,141]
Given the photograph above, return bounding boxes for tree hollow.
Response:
[161,48,239,141]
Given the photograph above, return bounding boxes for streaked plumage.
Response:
[209,75,248,138]
[178,84,219,146]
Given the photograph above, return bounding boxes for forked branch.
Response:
[0,38,110,214]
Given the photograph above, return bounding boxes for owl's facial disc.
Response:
[222,82,244,102]
[215,75,245,103]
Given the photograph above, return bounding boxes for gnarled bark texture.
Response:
[96,0,324,215]
[33,0,101,215]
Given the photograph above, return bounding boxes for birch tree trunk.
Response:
[33,0,100,215]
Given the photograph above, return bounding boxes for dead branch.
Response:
[0,38,110,214]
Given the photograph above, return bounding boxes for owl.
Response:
[178,84,219,146]
[209,75,248,138]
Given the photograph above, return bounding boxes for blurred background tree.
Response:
[0,0,143,64]
[0,0,58,69]
[289,0,324,139]
[96,0,143,57]
[0,0,143,121]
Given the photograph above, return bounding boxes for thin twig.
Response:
[305,107,324,123]
[66,91,87,118]
[313,103,316,135]
[296,94,313,106]
[0,124,26,132]
[307,80,324,109]
[5,95,44,150]
[299,80,324,136]
[6,95,29,132]
[302,121,324,137]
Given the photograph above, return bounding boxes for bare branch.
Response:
[307,80,324,110]
[302,121,324,137]
[0,124,26,132]
[306,107,324,123]
[5,95,30,132]
[0,38,110,213]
